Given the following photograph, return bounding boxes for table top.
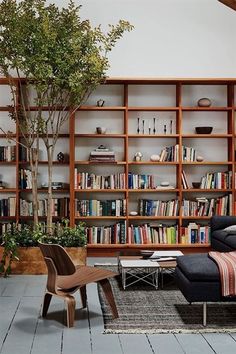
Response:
[119,259,160,268]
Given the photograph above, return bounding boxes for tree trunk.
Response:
[29,148,39,228]
[46,147,54,234]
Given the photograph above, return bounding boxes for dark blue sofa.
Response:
[175,216,236,325]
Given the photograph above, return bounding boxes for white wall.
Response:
[55,0,236,78]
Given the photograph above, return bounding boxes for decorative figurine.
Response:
[137,117,140,134]
[149,120,151,135]
[96,99,105,107]
[196,155,204,162]
[153,117,156,134]
[150,154,160,162]
[134,152,143,162]
[164,124,167,134]
[57,152,69,163]
[197,98,212,107]
[96,126,107,134]
[170,120,173,134]
[57,152,65,162]
[142,119,145,134]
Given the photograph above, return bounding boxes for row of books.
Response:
[138,199,179,216]
[200,171,232,189]
[74,199,126,217]
[158,145,198,162]
[0,222,17,234]
[182,194,232,216]
[20,198,70,217]
[0,198,16,216]
[19,146,38,162]
[182,170,232,189]
[84,222,210,245]
[0,145,16,162]
[74,170,125,189]
[127,224,178,244]
[128,172,156,189]
[19,169,32,189]
[159,144,179,162]
[180,223,210,244]
[86,221,126,244]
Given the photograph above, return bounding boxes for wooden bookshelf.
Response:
[1,78,236,255]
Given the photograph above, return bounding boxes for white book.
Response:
[150,250,183,258]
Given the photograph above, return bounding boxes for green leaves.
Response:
[0,0,133,106]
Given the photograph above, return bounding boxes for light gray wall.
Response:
[55,0,236,77]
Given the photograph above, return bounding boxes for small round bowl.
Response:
[192,182,201,189]
[195,126,213,134]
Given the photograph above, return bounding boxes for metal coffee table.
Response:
[119,259,160,289]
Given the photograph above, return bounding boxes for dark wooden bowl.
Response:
[192,182,201,188]
[195,126,213,134]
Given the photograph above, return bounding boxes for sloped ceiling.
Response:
[218,0,236,10]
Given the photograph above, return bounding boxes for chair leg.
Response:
[80,286,87,308]
[65,295,76,328]
[99,279,118,319]
[203,302,207,327]
[42,293,52,317]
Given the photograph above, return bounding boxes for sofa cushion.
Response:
[176,253,219,281]
[223,225,236,234]
[212,230,236,250]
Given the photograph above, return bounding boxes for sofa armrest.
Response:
[210,216,236,232]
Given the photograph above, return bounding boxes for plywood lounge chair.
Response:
[39,242,118,327]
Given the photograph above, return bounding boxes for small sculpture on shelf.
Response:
[96,126,107,134]
[134,151,143,162]
[156,181,175,189]
[129,211,138,216]
[197,97,212,107]
[57,152,69,163]
[196,155,204,162]
[150,154,160,162]
[96,99,105,107]
[0,180,4,189]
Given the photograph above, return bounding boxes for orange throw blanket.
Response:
[209,251,236,297]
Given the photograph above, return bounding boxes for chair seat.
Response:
[57,265,118,290]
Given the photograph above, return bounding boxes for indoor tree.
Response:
[0,0,133,233]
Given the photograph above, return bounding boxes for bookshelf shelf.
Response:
[20,189,70,193]
[1,77,236,256]
[74,189,126,193]
[75,216,127,220]
[128,189,179,193]
[128,107,179,111]
[128,134,179,138]
[128,161,179,165]
[79,106,126,111]
[75,161,126,165]
[0,189,17,193]
[182,161,232,165]
[181,107,231,111]
[75,134,126,138]
[182,189,232,193]
[182,134,232,138]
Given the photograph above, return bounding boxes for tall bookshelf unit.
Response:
[1,78,236,256]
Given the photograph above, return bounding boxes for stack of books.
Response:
[89,145,115,163]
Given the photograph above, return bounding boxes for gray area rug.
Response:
[97,265,236,334]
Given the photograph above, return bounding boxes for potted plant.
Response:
[0,220,87,277]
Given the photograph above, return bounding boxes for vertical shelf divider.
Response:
[124,83,129,246]
[69,110,75,226]
[176,82,182,242]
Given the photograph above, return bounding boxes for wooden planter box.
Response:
[0,246,87,275]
